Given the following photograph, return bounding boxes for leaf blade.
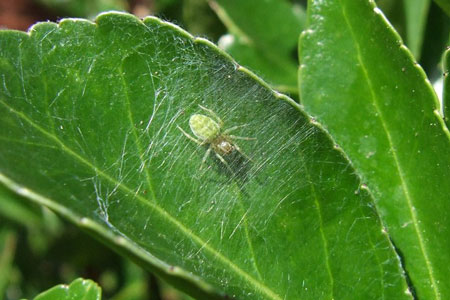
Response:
[1,13,411,299]
[299,1,450,299]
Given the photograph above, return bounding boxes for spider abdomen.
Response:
[189,114,220,142]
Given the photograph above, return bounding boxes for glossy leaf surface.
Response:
[33,278,101,300]
[0,13,410,299]
[299,1,450,299]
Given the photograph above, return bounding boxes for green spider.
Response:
[177,105,255,173]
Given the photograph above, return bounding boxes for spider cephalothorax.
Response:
[212,137,234,155]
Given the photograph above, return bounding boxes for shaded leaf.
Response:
[218,34,298,94]
[419,2,450,81]
[376,0,406,39]
[0,183,43,228]
[403,0,430,59]
[299,0,450,299]
[0,13,410,299]
[211,0,305,94]
[182,0,226,41]
[0,183,62,254]
[434,0,450,16]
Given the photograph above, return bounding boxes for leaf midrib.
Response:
[0,98,282,300]
[337,1,439,298]
[302,160,334,298]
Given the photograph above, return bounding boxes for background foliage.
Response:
[0,0,449,299]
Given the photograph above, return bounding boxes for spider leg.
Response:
[198,104,224,127]
[177,125,203,145]
[200,146,212,169]
[215,152,235,174]
[223,124,249,134]
[228,135,256,141]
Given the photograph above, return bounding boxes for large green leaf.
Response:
[212,0,305,94]
[299,1,450,299]
[33,278,101,300]
[0,13,411,299]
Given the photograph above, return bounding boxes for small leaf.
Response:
[33,278,101,300]
[299,0,450,299]
[0,13,410,299]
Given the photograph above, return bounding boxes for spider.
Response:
[177,105,255,174]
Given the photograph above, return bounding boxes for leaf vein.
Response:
[338,1,440,298]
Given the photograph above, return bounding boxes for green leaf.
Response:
[299,1,450,299]
[0,13,411,299]
[403,0,430,59]
[33,278,101,300]
[434,0,450,16]
[444,47,450,127]
[211,0,305,94]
